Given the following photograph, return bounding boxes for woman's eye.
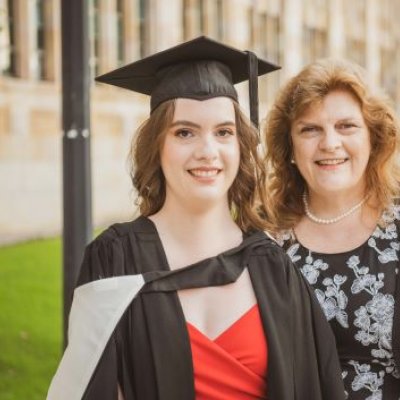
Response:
[300,126,318,134]
[337,123,356,130]
[175,129,193,138]
[216,128,234,137]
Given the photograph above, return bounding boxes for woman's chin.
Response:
[308,181,366,197]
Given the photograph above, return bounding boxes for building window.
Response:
[183,0,191,40]
[303,27,327,64]
[259,11,281,104]
[116,0,125,66]
[381,48,397,103]
[183,0,205,40]
[34,0,46,79]
[248,7,256,49]
[139,0,150,57]
[89,0,100,78]
[346,38,365,67]
[302,0,328,64]
[216,0,223,40]
[262,13,280,64]
[344,0,366,67]
[199,0,205,33]
[198,0,223,40]
[0,0,16,76]
[379,0,398,105]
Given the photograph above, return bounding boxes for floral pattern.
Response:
[279,205,400,399]
[299,251,328,284]
[349,361,384,400]
[315,275,349,328]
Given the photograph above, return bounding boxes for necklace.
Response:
[302,193,367,224]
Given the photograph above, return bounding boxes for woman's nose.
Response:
[195,135,219,160]
[319,127,342,151]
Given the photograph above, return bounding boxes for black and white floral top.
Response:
[278,205,400,400]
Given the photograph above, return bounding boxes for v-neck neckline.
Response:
[186,304,258,342]
[137,216,266,343]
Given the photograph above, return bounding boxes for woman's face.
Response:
[160,97,240,208]
[290,89,371,199]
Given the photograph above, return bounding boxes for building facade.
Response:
[1,0,399,244]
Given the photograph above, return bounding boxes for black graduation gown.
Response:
[77,216,345,400]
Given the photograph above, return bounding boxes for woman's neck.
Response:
[151,201,241,243]
[149,201,242,269]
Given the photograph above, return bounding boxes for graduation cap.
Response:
[96,36,280,127]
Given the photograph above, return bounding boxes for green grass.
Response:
[0,238,62,400]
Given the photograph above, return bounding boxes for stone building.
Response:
[0,0,399,244]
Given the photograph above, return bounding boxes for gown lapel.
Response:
[248,250,294,399]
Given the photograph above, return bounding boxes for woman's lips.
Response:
[315,158,348,166]
[188,168,221,177]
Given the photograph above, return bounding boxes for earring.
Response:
[290,158,295,164]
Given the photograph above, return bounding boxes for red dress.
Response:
[187,305,268,399]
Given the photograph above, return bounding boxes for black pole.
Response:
[61,0,92,347]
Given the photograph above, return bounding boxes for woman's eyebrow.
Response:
[170,120,200,128]
[294,120,320,126]
[215,121,236,127]
[170,120,236,128]
[335,117,362,122]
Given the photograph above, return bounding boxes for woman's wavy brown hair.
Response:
[262,58,400,233]
[130,99,268,233]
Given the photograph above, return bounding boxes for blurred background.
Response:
[0,0,400,399]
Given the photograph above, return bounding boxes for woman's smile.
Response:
[188,167,222,179]
[315,158,348,166]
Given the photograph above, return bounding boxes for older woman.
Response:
[263,58,400,399]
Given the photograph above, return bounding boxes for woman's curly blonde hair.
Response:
[129,99,268,233]
[262,58,400,233]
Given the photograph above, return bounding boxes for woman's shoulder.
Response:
[246,230,283,250]
[249,230,296,265]
[247,231,309,292]
[77,216,156,285]
[89,215,154,245]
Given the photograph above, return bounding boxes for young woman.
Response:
[48,37,345,400]
[264,58,400,399]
